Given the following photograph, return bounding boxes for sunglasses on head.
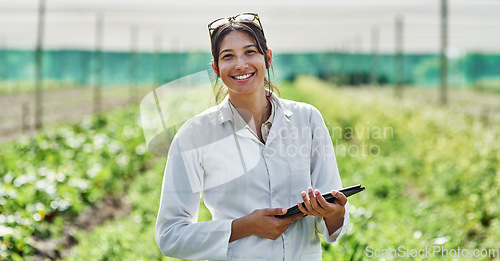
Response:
[208,13,264,39]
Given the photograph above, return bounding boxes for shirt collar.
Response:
[218,95,234,125]
[217,90,292,125]
[264,98,275,125]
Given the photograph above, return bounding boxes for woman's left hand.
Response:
[297,187,347,218]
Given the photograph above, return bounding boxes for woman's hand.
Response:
[297,187,347,219]
[230,208,304,242]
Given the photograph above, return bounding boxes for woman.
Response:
[155,13,349,260]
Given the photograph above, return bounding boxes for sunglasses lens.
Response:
[209,18,230,30]
[236,14,256,22]
[236,14,261,28]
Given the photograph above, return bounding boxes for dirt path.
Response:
[0,86,151,143]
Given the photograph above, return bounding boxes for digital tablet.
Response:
[275,184,365,218]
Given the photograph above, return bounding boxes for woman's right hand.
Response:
[229,208,304,242]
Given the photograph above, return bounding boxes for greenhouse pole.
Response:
[395,15,404,98]
[334,46,341,85]
[440,0,448,105]
[354,36,362,86]
[58,50,64,88]
[343,41,350,86]
[34,0,46,130]
[326,48,333,82]
[337,45,344,86]
[155,34,162,86]
[1,38,7,90]
[93,12,104,114]
[130,25,138,103]
[370,26,379,86]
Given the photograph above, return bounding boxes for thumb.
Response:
[264,208,287,216]
[332,190,348,206]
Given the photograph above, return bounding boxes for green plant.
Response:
[0,109,151,260]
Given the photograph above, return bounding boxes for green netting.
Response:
[273,52,500,88]
[0,49,213,87]
[0,49,499,89]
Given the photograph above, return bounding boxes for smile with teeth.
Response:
[232,73,255,80]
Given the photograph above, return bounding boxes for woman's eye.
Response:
[222,54,233,59]
[246,50,256,54]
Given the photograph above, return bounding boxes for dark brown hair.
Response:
[210,21,278,103]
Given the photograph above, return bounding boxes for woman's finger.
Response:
[332,190,348,206]
[315,190,331,209]
[297,201,311,215]
[308,188,320,210]
[301,191,312,212]
[303,189,322,216]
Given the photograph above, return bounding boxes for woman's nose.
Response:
[234,57,248,70]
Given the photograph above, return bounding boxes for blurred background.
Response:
[1,0,500,136]
[0,0,499,260]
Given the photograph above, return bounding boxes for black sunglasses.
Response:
[208,13,264,39]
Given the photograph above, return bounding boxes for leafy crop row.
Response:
[0,109,150,260]
[33,77,499,261]
[285,77,499,260]
[64,156,214,261]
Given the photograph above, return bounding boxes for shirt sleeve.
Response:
[308,106,349,243]
[155,135,233,260]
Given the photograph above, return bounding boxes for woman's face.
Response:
[214,30,271,97]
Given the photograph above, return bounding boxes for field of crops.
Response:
[1,77,499,260]
[284,77,499,260]
[0,109,152,260]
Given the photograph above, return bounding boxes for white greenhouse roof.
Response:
[1,0,499,54]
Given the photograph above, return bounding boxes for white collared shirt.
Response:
[228,97,275,144]
[156,92,349,261]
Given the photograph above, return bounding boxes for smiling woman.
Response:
[155,13,350,261]
[215,31,270,96]
[209,13,276,104]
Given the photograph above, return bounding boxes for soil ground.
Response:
[0,86,151,143]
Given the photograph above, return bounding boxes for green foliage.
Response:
[65,160,165,261]
[3,76,499,260]
[0,109,151,260]
[66,77,499,261]
[65,158,212,261]
[471,78,500,94]
[289,76,499,260]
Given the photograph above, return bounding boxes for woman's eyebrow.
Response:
[220,49,233,55]
[220,45,257,55]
